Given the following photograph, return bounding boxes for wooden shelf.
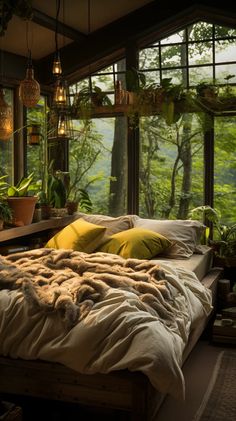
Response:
[0,215,76,243]
[72,97,236,119]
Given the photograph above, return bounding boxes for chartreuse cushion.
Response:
[96,227,172,259]
[45,218,106,252]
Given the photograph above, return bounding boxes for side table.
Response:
[212,310,236,345]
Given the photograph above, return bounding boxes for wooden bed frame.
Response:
[0,267,223,420]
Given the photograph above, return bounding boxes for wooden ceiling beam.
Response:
[31,8,86,43]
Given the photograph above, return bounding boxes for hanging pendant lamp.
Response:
[52,52,62,76]
[53,78,67,106]
[0,86,13,141]
[19,53,40,108]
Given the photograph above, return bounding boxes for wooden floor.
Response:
[156,335,228,421]
[1,332,233,421]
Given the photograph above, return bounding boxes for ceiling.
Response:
[1,0,153,60]
[1,0,236,86]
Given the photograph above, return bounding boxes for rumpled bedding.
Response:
[0,248,212,400]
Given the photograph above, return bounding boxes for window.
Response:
[68,21,236,219]
[26,96,48,189]
[69,61,128,216]
[214,116,236,225]
[139,114,204,218]
[0,88,13,183]
[69,117,127,215]
[139,22,236,218]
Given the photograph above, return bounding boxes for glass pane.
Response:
[96,65,114,74]
[189,66,213,85]
[215,64,236,84]
[189,42,213,65]
[144,70,160,86]
[0,88,13,182]
[161,44,186,68]
[214,116,236,226]
[113,58,126,72]
[69,117,127,216]
[26,96,47,187]
[139,48,159,70]
[91,74,114,91]
[160,31,184,44]
[139,114,204,218]
[215,25,236,38]
[215,40,236,63]
[189,22,213,41]
[161,69,184,85]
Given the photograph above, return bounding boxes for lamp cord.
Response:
[55,0,61,55]
[25,20,32,66]
[88,0,91,34]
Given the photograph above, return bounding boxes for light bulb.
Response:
[52,53,62,76]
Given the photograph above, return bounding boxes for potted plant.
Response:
[196,81,218,101]
[218,74,236,111]
[6,172,39,226]
[66,188,93,215]
[37,190,51,220]
[189,205,236,264]
[47,170,68,217]
[72,85,112,118]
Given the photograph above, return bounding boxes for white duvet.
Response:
[0,249,212,400]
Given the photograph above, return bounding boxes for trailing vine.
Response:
[0,0,33,36]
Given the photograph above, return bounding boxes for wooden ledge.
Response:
[0,215,77,243]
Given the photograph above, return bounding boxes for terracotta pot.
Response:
[7,196,38,226]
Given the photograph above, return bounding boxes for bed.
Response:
[0,213,223,420]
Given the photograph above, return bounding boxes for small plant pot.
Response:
[66,201,78,215]
[7,196,38,226]
[50,207,68,217]
[40,204,52,220]
[33,207,42,222]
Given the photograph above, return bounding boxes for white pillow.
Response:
[133,218,205,258]
[74,212,137,235]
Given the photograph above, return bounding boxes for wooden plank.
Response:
[0,358,149,414]
[0,215,76,243]
[202,267,224,307]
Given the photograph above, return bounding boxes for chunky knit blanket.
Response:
[0,248,175,328]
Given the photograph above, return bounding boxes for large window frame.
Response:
[67,21,236,216]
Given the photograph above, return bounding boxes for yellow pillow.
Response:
[45,218,106,252]
[97,227,172,259]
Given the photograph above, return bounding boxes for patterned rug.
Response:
[193,348,236,421]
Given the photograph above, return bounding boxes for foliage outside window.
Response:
[26,96,48,189]
[69,116,127,216]
[214,116,236,225]
[68,21,236,220]
[139,114,204,219]
[69,61,127,216]
[0,88,13,183]
[139,21,236,220]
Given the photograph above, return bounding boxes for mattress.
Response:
[151,247,213,281]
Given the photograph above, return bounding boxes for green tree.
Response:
[139,22,236,219]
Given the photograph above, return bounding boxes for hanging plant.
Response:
[0,0,33,36]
